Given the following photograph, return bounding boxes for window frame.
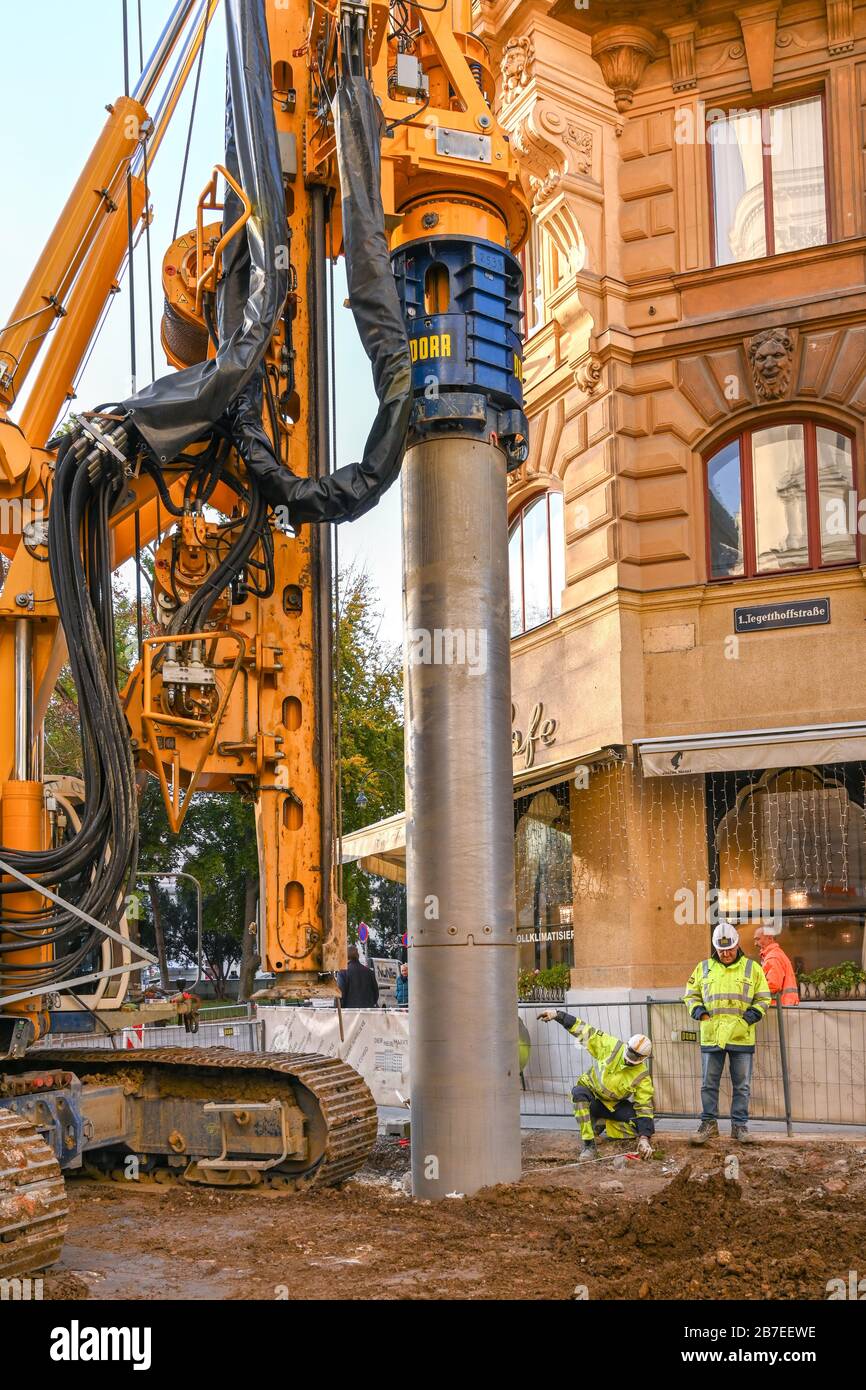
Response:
[706,88,832,267]
[703,417,859,582]
[509,489,565,638]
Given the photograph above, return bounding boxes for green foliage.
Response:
[797,961,866,997]
[133,781,258,993]
[518,963,571,998]
[336,564,405,950]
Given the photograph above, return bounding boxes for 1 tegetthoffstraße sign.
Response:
[734,598,830,634]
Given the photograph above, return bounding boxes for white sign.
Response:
[373,957,399,997]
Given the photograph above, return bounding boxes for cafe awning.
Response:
[635,721,866,777]
[340,812,406,884]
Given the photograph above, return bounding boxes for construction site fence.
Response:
[37,1014,264,1054]
[519,999,866,1131]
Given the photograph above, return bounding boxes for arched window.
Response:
[705,420,857,580]
[509,491,565,636]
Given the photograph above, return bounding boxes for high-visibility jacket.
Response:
[683,953,771,1051]
[759,940,800,1006]
[557,1013,655,1123]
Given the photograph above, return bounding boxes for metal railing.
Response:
[519,998,866,1130]
[36,1012,262,1054]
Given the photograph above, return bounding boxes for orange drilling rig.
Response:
[0,0,529,1278]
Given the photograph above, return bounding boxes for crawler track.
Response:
[0,1108,68,1279]
[34,1046,378,1189]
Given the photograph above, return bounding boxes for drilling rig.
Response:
[0,0,528,1278]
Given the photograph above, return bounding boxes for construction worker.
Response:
[684,921,771,1145]
[539,1010,655,1161]
[753,926,800,1006]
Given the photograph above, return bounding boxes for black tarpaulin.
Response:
[124,0,411,528]
[233,74,412,525]
[123,0,288,460]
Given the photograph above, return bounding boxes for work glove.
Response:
[742,1008,762,1025]
[637,1135,653,1160]
[538,1010,559,1023]
[692,1008,710,1021]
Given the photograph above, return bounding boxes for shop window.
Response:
[709,766,866,975]
[509,491,565,637]
[514,781,574,971]
[709,94,828,265]
[705,421,856,580]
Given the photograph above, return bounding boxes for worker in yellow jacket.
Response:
[540,1010,655,1161]
[684,921,771,1145]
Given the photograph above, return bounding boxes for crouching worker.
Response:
[539,1010,655,1161]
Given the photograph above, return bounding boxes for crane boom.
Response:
[0,0,530,1276]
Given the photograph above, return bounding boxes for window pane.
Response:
[769,98,827,255]
[549,492,565,617]
[707,440,744,577]
[509,518,524,637]
[709,110,767,265]
[817,427,856,564]
[522,496,552,631]
[752,424,807,571]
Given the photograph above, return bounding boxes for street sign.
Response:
[358,922,369,944]
[733,597,830,633]
[401,932,408,948]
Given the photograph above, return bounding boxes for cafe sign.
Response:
[512,702,558,769]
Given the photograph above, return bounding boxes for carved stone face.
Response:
[748,329,794,400]
[501,37,531,94]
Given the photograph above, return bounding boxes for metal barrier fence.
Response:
[519,999,866,1129]
[35,1017,264,1053]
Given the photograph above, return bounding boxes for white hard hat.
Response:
[625,1033,652,1062]
[712,921,740,951]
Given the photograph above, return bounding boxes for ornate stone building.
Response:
[476,0,866,993]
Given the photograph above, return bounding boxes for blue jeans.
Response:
[701,1049,754,1127]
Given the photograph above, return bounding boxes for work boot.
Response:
[578,1141,598,1162]
[690,1119,719,1145]
[731,1125,754,1144]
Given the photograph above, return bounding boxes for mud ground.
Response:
[42,1131,866,1301]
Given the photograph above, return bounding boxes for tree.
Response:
[335,564,405,953]
[134,781,258,997]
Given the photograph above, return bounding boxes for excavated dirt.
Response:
[42,1132,866,1301]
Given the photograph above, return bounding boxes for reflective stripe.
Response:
[708,1008,749,1018]
[744,958,754,981]
[590,1074,621,1102]
[702,959,710,979]
[706,990,752,1001]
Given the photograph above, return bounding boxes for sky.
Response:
[0,0,403,644]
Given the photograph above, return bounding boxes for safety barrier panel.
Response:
[519,999,866,1130]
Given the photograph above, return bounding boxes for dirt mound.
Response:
[40,1135,866,1301]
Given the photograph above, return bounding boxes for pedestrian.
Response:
[336,944,380,1008]
[395,961,409,1007]
[753,927,800,1006]
[539,1009,655,1161]
[684,921,771,1145]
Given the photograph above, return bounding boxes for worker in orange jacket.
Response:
[753,928,800,1006]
